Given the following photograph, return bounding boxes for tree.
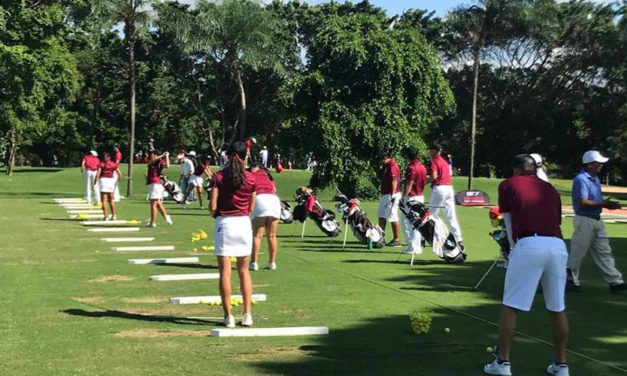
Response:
[293,11,453,198]
[446,0,527,189]
[0,1,79,174]
[158,0,286,142]
[90,0,152,196]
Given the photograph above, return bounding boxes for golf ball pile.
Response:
[191,230,208,242]
[409,311,432,335]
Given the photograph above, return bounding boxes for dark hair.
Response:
[226,141,247,189]
[512,154,535,171]
[249,162,274,181]
[98,151,110,162]
[403,147,419,160]
[375,150,389,160]
[149,149,160,156]
[429,142,442,152]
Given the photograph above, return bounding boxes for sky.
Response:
[177,0,617,17]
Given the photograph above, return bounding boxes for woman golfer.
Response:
[210,142,256,328]
[94,151,122,221]
[249,163,280,271]
[183,155,212,209]
[146,150,172,227]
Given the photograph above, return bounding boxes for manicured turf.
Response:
[0,166,626,376]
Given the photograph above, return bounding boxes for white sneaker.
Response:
[241,313,253,327]
[165,215,173,226]
[200,206,205,210]
[264,262,276,270]
[146,222,156,228]
[249,262,259,271]
[547,363,569,376]
[484,359,512,375]
[222,315,235,328]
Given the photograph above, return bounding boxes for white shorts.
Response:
[189,174,204,188]
[503,236,567,312]
[98,177,116,193]
[377,192,401,222]
[148,183,165,201]
[252,194,281,219]
[214,216,252,257]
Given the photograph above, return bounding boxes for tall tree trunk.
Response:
[236,68,247,140]
[6,129,18,175]
[126,28,136,197]
[468,45,481,190]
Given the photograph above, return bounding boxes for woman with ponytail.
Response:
[210,141,256,328]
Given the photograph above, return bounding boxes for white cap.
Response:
[529,153,543,167]
[188,151,196,156]
[90,150,98,156]
[582,150,609,164]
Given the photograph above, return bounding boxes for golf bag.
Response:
[488,206,511,260]
[160,175,185,204]
[293,187,340,237]
[334,191,384,248]
[203,176,213,201]
[400,201,467,264]
[280,200,294,224]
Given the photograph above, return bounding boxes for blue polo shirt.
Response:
[572,170,603,216]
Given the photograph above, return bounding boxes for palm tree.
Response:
[447,0,527,189]
[158,0,284,141]
[91,0,152,196]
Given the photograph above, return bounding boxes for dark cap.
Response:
[511,154,535,171]
[429,142,442,152]
[375,150,389,160]
[403,146,419,160]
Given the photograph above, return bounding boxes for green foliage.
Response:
[293,12,453,198]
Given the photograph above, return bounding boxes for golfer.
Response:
[113,143,122,202]
[249,163,280,271]
[81,150,100,205]
[146,150,172,228]
[376,150,401,247]
[566,150,625,293]
[94,151,122,221]
[428,142,463,248]
[484,154,569,376]
[182,155,211,210]
[210,141,256,328]
[400,147,427,255]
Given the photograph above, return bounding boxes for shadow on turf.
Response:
[61,309,217,325]
[40,217,83,222]
[153,263,218,270]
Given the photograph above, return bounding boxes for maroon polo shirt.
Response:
[381,159,401,194]
[253,170,276,195]
[430,154,452,186]
[498,171,562,240]
[405,160,427,196]
[211,170,256,216]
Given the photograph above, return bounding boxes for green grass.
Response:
[1,166,626,376]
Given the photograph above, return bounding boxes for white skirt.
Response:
[214,216,252,257]
[252,194,281,219]
[98,177,116,193]
[148,183,165,200]
[189,174,204,188]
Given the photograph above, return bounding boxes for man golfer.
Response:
[428,142,463,247]
[400,147,427,254]
[484,154,569,376]
[376,150,401,247]
[81,150,100,205]
[566,150,625,293]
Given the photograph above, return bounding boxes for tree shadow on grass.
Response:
[11,168,64,173]
[39,217,81,222]
[60,309,216,325]
[342,259,442,266]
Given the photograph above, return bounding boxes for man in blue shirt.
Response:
[567,150,624,293]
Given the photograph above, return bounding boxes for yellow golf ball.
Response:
[444,327,450,333]
[486,346,493,353]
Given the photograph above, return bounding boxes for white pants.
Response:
[113,171,120,202]
[400,195,424,253]
[84,170,100,204]
[567,215,623,285]
[503,236,567,312]
[377,192,401,222]
[429,185,462,242]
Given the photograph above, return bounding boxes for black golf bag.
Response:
[293,188,340,237]
[203,176,213,201]
[160,175,185,203]
[334,191,384,248]
[400,201,467,264]
[280,200,294,224]
[489,206,511,260]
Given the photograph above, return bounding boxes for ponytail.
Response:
[226,141,248,189]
